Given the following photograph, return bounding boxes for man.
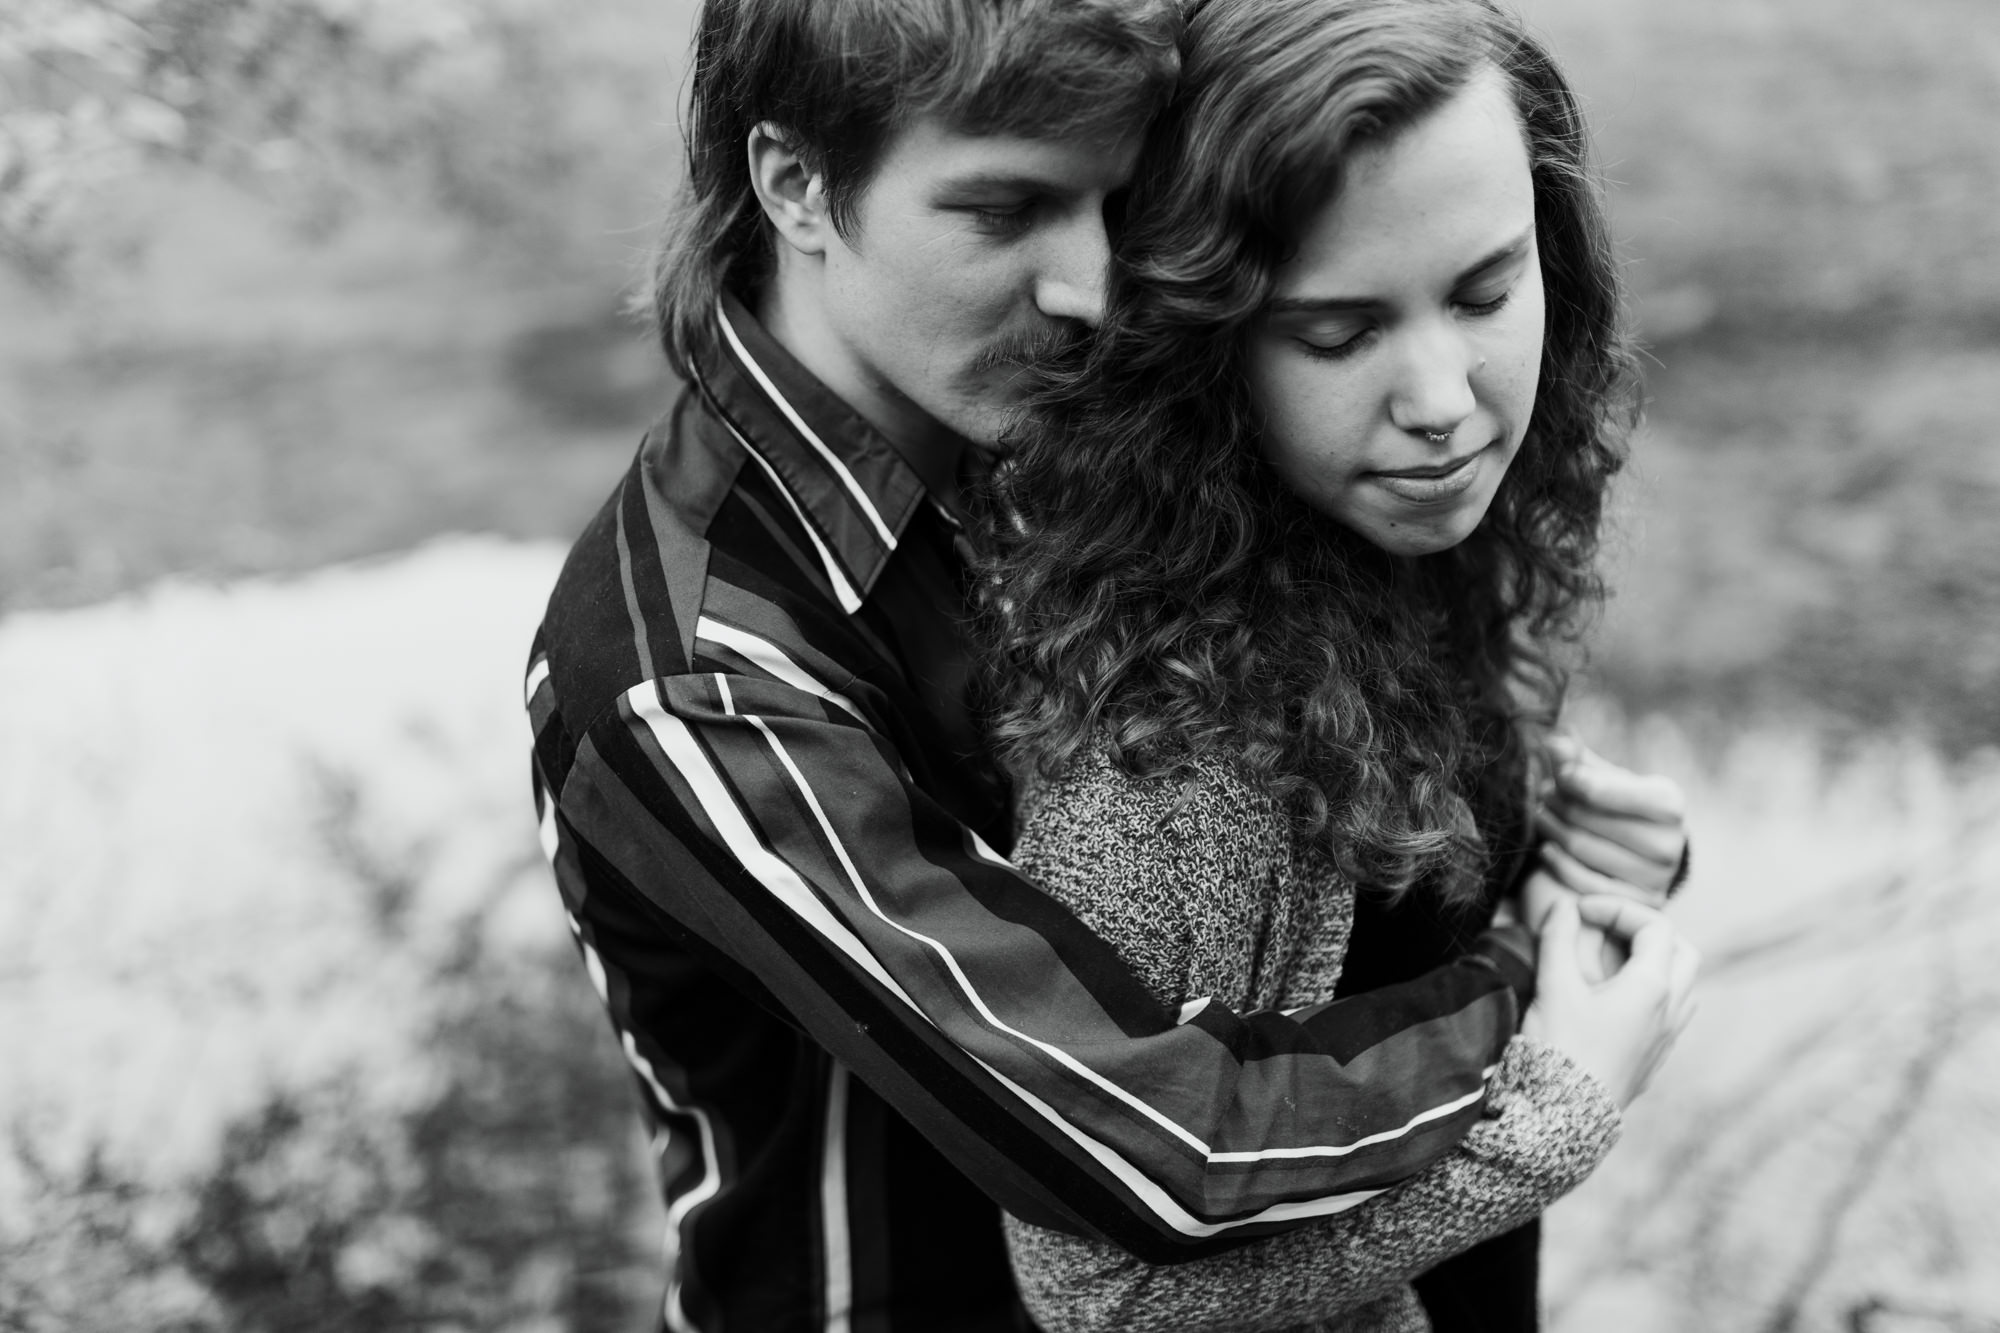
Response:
[526,2,1547,1328]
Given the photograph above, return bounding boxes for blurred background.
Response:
[3,0,1997,1328]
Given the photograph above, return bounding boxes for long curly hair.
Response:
[975,0,1637,908]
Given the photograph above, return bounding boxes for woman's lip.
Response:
[1369,448,1485,502]
[1372,449,1483,480]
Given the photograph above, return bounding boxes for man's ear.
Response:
[748,123,833,257]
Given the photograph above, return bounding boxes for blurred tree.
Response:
[0,0,673,284]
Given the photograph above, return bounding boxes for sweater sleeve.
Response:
[1004,751,1620,1333]
[1005,1038,1619,1333]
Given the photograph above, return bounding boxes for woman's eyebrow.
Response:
[1454,225,1537,284]
[1266,224,1537,315]
[1266,293,1373,316]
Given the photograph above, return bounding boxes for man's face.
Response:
[813,117,1143,454]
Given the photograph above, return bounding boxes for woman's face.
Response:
[1245,67,1544,557]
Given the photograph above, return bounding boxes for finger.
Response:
[1535,894,1583,994]
[1550,758,1687,823]
[1536,808,1677,893]
[1593,926,1630,982]
[1540,730,1585,773]
[1539,797,1687,869]
[1540,840,1670,907]
[1613,912,1680,975]
[1517,869,1571,932]
[1575,891,1667,941]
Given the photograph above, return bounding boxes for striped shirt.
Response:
[525,295,1538,1332]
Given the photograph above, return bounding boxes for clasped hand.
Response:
[1512,733,1700,1108]
[1533,731,1687,906]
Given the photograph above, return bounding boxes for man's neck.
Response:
[754,272,968,512]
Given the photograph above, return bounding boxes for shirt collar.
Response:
[689,293,933,612]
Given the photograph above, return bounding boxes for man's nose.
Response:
[1388,320,1479,438]
[1031,209,1113,329]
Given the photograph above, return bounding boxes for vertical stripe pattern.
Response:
[821,1063,854,1333]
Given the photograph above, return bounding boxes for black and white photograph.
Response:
[4,1,1997,1329]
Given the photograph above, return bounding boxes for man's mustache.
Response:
[971,327,1089,376]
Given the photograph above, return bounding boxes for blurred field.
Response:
[3,0,1997,1328]
[1518,0,2000,752]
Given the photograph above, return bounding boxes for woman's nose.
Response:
[1388,321,1479,439]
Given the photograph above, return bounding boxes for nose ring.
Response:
[1422,431,1452,444]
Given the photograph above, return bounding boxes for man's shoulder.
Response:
[532,386,863,746]
[534,391,736,728]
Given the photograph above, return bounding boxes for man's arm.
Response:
[1005,1038,1619,1333]
[531,656,1535,1262]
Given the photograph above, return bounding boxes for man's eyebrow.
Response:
[930,171,1063,197]
[1266,224,1537,315]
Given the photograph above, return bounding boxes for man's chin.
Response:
[939,387,1034,458]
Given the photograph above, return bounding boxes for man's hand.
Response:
[1534,732,1688,908]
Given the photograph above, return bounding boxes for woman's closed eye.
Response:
[1455,283,1515,318]
[1293,322,1377,362]
[1283,278,1517,361]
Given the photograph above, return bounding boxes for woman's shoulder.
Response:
[1010,737,1299,1007]
[1011,740,1299,928]
[1015,737,1290,855]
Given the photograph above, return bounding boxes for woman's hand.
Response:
[1521,892,1700,1109]
[1535,732,1689,907]
[1517,869,1624,983]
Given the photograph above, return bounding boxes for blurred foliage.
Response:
[1508,0,2000,752]
[0,0,686,610]
[0,687,662,1332]
[0,0,668,283]
[1,926,658,1332]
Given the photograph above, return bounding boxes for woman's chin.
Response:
[1309,465,1503,557]
[1339,504,1489,558]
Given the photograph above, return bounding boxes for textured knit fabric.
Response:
[1003,745,1622,1333]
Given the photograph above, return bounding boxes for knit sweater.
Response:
[1003,744,1621,1333]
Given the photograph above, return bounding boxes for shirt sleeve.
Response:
[1005,1037,1620,1332]
[536,660,1537,1263]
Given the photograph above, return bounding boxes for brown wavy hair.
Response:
[976,0,1637,907]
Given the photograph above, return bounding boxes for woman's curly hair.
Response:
[975,0,1638,908]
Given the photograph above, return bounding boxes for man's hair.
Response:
[976,0,1637,908]
[649,0,1182,377]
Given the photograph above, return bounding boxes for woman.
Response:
[975,0,1698,1329]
